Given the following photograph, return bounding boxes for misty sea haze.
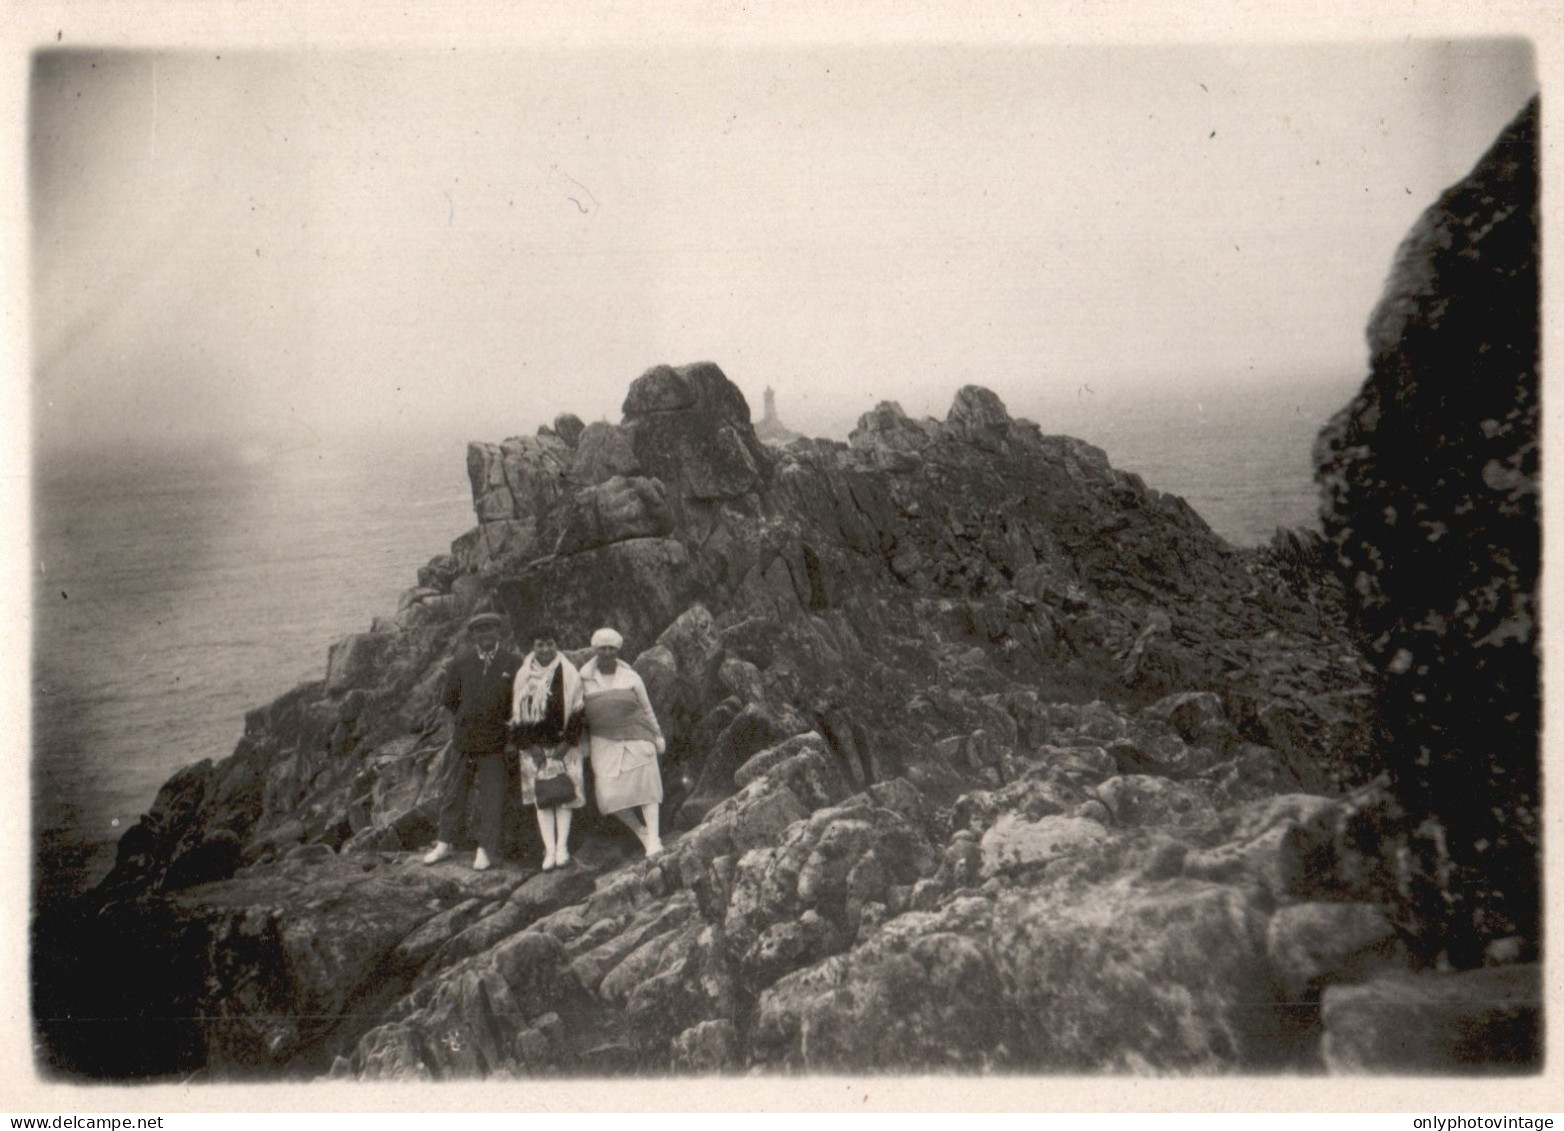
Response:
[31,374,1359,906]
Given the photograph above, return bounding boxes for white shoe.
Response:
[423,841,452,865]
[556,848,571,868]
[541,850,557,872]
[473,848,492,871]
[643,838,663,859]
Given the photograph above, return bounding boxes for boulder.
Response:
[729,733,852,816]
[622,362,771,504]
[359,928,605,1079]
[325,632,397,695]
[464,435,575,568]
[979,814,1109,877]
[722,789,938,957]
[669,1019,740,1072]
[754,873,1298,1073]
[1095,775,1218,830]
[682,704,793,821]
[568,421,641,484]
[1106,733,1215,779]
[994,879,1293,1070]
[552,476,674,556]
[466,441,515,522]
[1320,965,1541,1073]
[733,732,829,791]
[945,385,1012,449]
[752,900,1010,1071]
[1265,902,1404,1001]
[416,554,460,592]
[651,604,725,708]
[847,401,934,471]
[552,413,585,448]
[715,656,766,705]
[1142,691,1239,754]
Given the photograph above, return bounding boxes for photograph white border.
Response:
[1,0,1557,1114]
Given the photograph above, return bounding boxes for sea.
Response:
[30,373,1362,908]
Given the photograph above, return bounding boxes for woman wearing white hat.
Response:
[579,626,666,856]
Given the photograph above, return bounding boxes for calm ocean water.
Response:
[32,434,477,906]
[1017,374,1361,543]
[31,374,1361,905]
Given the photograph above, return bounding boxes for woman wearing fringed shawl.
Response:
[579,626,666,857]
[509,626,586,870]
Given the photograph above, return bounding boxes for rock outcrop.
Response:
[37,361,1385,1079]
[33,101,1541,1081]
[1315,96,1540,965]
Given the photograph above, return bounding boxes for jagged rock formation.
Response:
[1315,96,1540,966]
[33,105,1542,1080]
[36,362,1395,1079]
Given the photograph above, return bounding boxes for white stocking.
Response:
[535,807,557,865]
[554,807,574,859]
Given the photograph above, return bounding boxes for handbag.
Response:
[533,753,575,808]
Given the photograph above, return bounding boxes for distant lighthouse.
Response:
[754,384,801,446]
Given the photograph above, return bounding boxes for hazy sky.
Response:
[28,39,1536,450]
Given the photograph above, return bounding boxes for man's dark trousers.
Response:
[437,751,506,857]
[437,642,521,858]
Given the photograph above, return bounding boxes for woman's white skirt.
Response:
[589,737,663,814]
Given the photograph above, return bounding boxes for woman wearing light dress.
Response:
[578,626,666,857]
[509,626,586,870]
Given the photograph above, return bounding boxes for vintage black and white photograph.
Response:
[14,5,1545,1102]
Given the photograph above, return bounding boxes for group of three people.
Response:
[423,613,666,872]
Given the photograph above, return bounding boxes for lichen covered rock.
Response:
[1314,97,1540,961]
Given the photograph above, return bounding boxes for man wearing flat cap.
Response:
[424,611,521,871]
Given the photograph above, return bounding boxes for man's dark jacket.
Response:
[443,645,522,756]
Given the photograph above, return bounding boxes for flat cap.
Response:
[467,612,504,630]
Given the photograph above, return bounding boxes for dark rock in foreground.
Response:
[1321,964,1542,1074]
[1315,96,1540,964]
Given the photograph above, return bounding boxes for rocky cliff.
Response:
[33,102,1541,1081]
[1315,96,1540,968]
